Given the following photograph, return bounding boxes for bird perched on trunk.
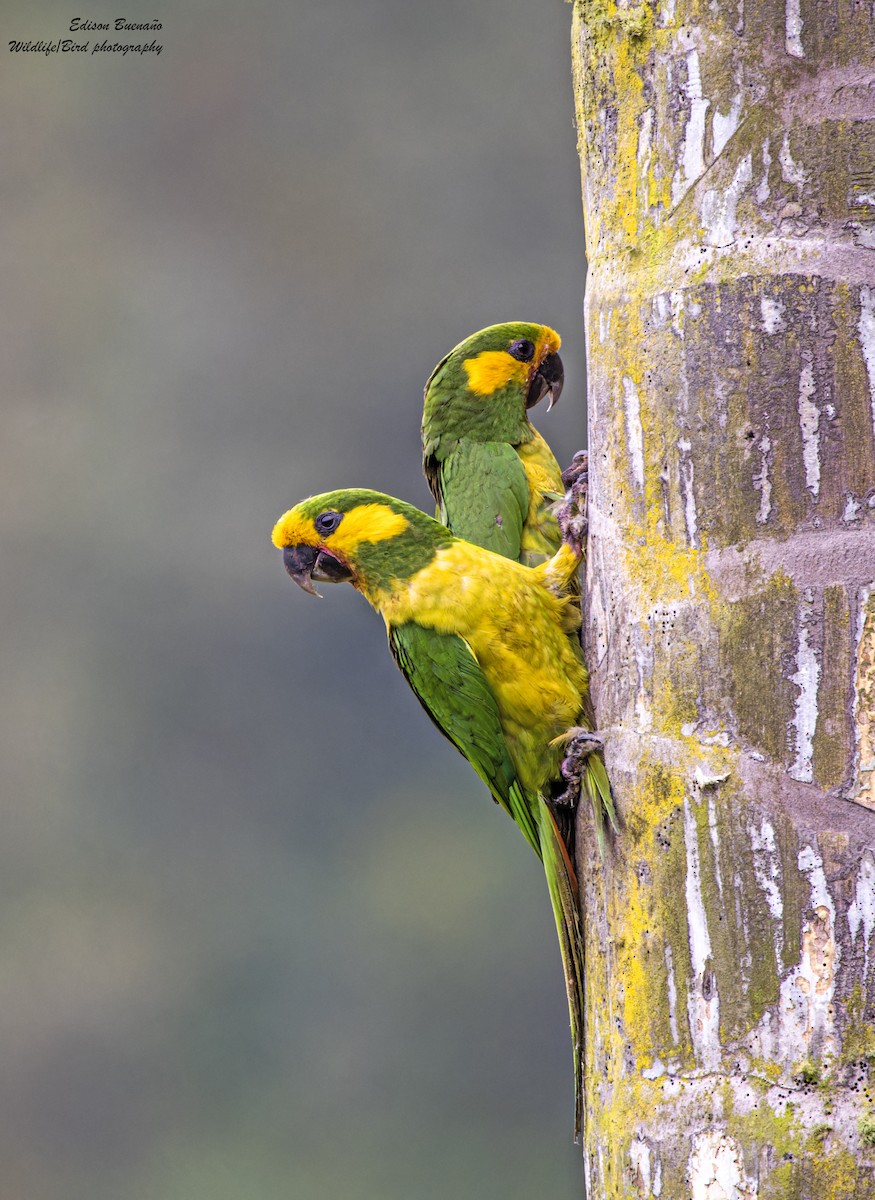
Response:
[422,322,566,566]
[272,488,605,1138]
[422,323,614,846]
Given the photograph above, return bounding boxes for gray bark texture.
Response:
[570,0,875,1195]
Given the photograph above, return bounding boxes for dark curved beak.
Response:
[283,544,321,595]
[282,544,353,597]
[526,350,564,412]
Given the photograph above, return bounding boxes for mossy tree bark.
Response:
[571,1,875,1195]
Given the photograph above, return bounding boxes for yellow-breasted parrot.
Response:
[422,322,566,566]
[272,488,607,1138]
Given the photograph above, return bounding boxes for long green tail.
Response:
[537,755,617,1142]
[537,797,586,1142]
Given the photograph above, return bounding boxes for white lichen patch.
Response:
[635,666,654,732]
[786,0,804,57]
[623,375,646,490]
[789,619,820,784]
[684,796,720,1069]
[750,818,784,962]
[642,1058,666,1080]
[683,52,708,183]
[779,133,807,191]
[754,435,773,524]
[712,94,742,160]
[638,108,653,217]
[848,850,875,971]
[852,223,875,250]
[670,291,685,338]
[756,139,772,204]
[587,558,610,667]
[701,154,752,247]
[687,1130,757,1199]
[685,797,712,976]
[772,844,839,1069]
[760,296,785,335]
[599,307,612,345]
[630,1138,653,1196]
[705,793,724,901]
[843,493,862,523]
[677,438,699,546]
[652,292,670,328]
[746,1007,778,1062]
[796,352,820,498]
[859,286,875,438]
[665,942,680,1044]
[751,824,782,921]
[853,588,875,810]
[672,50,709,206]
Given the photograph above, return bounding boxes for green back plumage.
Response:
[439,440,530,560]
[421,322,565,568]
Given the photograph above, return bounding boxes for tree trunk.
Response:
[571,1,875,1195]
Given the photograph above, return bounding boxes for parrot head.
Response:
[424,321,563,423]
[272,488,450,598]
[422,323,563,481]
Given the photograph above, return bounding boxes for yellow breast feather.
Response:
[376,542,586,792]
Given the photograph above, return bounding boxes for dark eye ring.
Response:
[315,510,343,536]
[508,339,535,362]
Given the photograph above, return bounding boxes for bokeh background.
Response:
[1,1,589,1196]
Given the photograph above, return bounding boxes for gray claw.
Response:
[554,726,605,807]
[561,449,589,491]
[556,450,589,557]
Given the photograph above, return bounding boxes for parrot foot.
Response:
[553,726,605,807]
[556,450,589,557]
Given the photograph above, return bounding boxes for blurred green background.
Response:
[1,1,589,1196]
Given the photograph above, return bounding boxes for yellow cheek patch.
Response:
[463,350,530,396]
[272,509,317,549]
[327,504,408,554]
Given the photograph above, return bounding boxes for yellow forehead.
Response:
[272,509,316,548]
[272,503,408,553]
[462,328,560,397]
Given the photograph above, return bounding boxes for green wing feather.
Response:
[388,621,540,857]
[437,440,530,562]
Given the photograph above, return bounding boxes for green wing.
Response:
[437,439,530,562]
[390,620,586,1138]
[388,620,540,857]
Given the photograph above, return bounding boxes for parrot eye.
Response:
[315,510,343,536]
[508,339,536,362]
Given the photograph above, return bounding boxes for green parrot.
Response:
[422,323,614,843]
[272,488,609,1139]
[422,322,567,567]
